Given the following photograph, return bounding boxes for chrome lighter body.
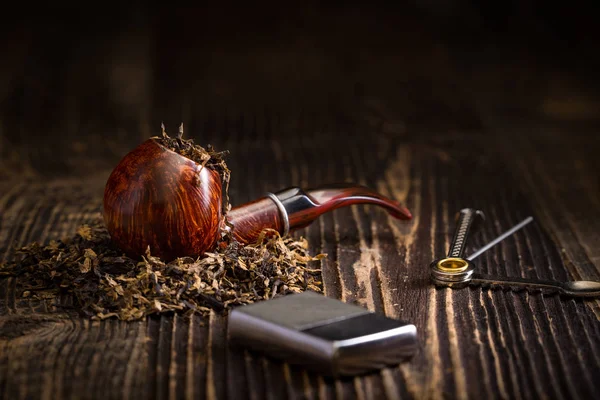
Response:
[227,291,418,377]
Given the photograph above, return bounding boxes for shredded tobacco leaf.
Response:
[153,123,232,216]
[0,220,325,320]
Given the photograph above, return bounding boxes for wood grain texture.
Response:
[1,4,600,399]
[227,197,284,244]
[3,110,598,399]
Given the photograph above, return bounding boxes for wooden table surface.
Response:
[1,4,599,399]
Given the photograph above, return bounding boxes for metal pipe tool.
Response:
[430,209,600,297]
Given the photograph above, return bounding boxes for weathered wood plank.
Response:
[1,109,599,400]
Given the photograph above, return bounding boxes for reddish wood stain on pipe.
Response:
[103,139,411,261]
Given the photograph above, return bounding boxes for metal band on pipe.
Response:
[265,192,290,236]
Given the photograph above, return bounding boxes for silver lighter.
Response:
[227,291,418,377]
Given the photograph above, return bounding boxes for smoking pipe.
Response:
[103,138,412,261]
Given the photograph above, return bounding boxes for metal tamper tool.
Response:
[430,211,600,297]
[430,208,485,289]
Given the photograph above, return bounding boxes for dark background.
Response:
[1,2,599,181]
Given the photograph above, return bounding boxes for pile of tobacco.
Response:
[0,221,324,321]
[0,126,325,321]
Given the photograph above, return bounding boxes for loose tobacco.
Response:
[0,220,324,321]
[0,126,325,320]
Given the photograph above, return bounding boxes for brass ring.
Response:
[436,257,470,272]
